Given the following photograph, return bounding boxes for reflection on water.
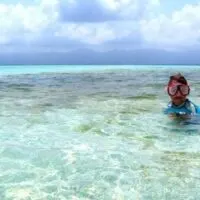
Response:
[0,67,200,199]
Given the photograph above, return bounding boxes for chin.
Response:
[172,99,186,105]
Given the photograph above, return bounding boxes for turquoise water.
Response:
[0,65,200,200]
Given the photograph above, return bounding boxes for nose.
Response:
[175,90,182,96]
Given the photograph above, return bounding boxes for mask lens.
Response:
[168,85,190,96]
[180,85,189,95]
[168,86,177,95]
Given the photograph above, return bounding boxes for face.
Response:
[167,80,190,106]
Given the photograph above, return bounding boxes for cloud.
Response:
[0,1,58,44]
[55,23,119,45]
[1,0,154,51]
[58,0,119,22]
[58,0,160,22]
[140,3,200,49]
[1,0,200,53]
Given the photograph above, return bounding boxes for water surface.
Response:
[0,65,200,200]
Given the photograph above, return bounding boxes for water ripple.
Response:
[1,68,200,199]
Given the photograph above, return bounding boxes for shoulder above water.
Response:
[164,99,200,115]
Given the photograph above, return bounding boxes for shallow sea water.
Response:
[0,65,200,200]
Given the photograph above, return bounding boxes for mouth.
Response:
[174,97,184,99]
[173,97,185,102]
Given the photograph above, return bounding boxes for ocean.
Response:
[0,65,200,200]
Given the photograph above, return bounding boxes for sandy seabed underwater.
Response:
[0,65,200,200]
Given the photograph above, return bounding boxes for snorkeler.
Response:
[164,73,200,117]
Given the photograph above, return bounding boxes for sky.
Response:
[0,0,200,64]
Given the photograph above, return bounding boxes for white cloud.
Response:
[1,0,154,50]
[55,23,123,44]
[0,1,58,45]
[140,3,200,49]
[1,0,200,52]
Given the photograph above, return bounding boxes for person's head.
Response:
[167,73,190,105]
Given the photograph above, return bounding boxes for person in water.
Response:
[164,73,200,117]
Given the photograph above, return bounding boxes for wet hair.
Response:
[168,73,188,85]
